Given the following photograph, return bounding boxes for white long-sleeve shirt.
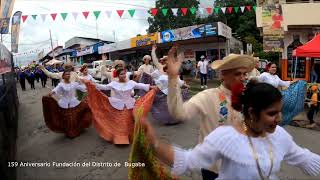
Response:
[259,72,290,88]
[95,80,150,110]
[152,70,184,95]
[52,82,87,109]
[138,64,154,75]
[172,126,320,179]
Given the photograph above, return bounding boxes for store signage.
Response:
[130,33,158,48]
[161,23,218,43]
[77,46,93,57]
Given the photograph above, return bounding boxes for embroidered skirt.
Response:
[280,80,307,126]
[137,73,155,97]
[42,96,92,138]
[151,89,190,125]
[84,81,156,145]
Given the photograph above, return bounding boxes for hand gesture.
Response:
[167,46,183,78]
[49,91,55,97]
[152,44,157,51]
[39,64,45,69]
[150,85,159,91]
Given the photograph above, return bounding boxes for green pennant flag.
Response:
[162,8,168,16]
[214,7,220,14]
[32,15,37,20]
[190,7,197,15]
[93,11,101,19]
[128,9,135,17]
[61,13,68,21]
[253,6,257,12]
[234,7,239,13]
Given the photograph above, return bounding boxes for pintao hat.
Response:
[211,54,255,71]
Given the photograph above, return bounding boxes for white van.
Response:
[88,60,113,80]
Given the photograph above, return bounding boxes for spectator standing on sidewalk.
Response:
[197,55,209,89]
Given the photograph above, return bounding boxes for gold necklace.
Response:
[243,122,274,180]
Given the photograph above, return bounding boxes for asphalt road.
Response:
[16,80,320,180]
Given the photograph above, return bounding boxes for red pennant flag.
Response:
[50,13,57,21]
[227,7,233,14]
[151,8,158,16]
[82,11,89,19]
[206,8,213,14]
[116,10,124,17]
[181,8,188,16]
[246,6,252,11]
[22,15,28,22]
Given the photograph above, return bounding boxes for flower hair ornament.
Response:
[113,70,117,78]
[231,82,246,112]
[113,69,126,78]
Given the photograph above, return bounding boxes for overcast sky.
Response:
[2,0,213,64]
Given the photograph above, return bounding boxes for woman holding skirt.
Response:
[42,71,92,138]
[258,62,307,126]
[83,68,157,145]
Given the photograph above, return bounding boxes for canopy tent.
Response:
[46,59,63,66]
[293,34,320,57]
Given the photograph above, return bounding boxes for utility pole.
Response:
[96,20,99,39]
[49,29,55,59]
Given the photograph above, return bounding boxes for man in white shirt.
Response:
[138,55,154,75]
[197,55,209,89]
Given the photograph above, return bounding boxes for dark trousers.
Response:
[200,73,207,86]
[19,78,26,91]
[41,77,47,87]
[201,169,218,180]
[307,106,317,124]
[29,80,35,89]
[52,79,59,87]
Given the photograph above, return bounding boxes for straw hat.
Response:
[160,56,168,61]
[143,55,151,61]
[211,54,255,71]
[113,60,125,68]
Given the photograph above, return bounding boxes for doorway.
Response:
[195,51,207,62]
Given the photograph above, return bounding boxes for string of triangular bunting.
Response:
[20,6,256,23]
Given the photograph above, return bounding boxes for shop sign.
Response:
[161,23,218,43]
[77,46,93,57]
[130,33,158,48]
[217,22,232,39]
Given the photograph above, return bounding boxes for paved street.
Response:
[16,80,320,180]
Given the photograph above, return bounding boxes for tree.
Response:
[202,0,260,40]
[147,0,200,33]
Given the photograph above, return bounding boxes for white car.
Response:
[88,60,113,80]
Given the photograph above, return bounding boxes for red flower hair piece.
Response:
[231,82,245,112]
[113,70,117,78]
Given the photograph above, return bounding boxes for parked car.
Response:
[88,60,113,80]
